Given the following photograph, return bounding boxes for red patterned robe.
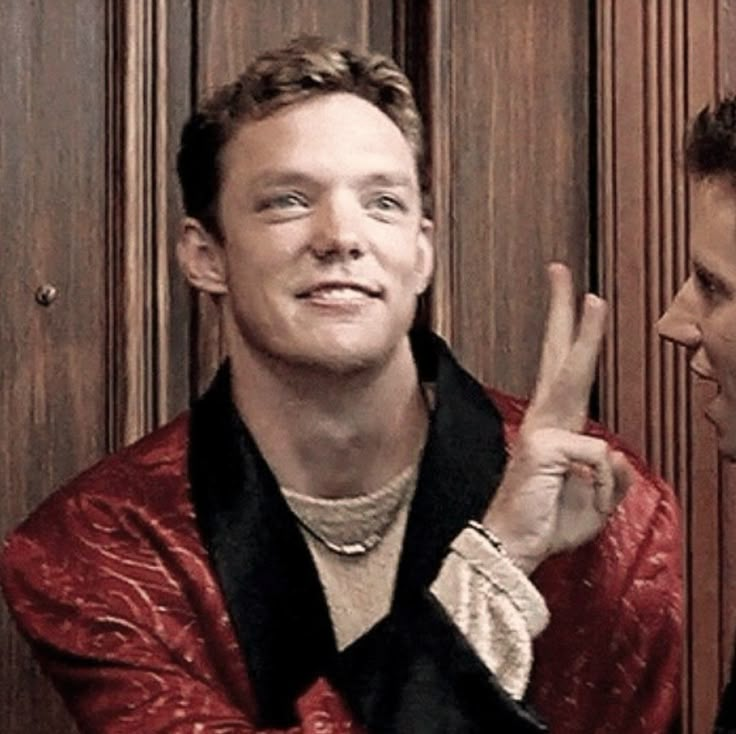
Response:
[1,332,681,733]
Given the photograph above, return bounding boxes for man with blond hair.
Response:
[2,36,681,733]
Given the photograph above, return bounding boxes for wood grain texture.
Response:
[107,0,189,447]
[1,2,192,731]
[432,0,590,395]
[164,0,195,417]
[395,0,454,338]
[0,1,108,732]
[596,1,731,730]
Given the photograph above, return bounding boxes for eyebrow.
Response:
[250,170,416,190]
[357,172,415,188]
[250,172,316,189]
[693,258,720,277]
[692,258,733,289]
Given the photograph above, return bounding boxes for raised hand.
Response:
[484,263,633,575]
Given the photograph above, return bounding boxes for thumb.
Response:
[611,450,635,507]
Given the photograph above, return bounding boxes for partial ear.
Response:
[414,217,435,295]
[176,218,228,295]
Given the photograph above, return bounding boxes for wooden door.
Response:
[1,2,109,731]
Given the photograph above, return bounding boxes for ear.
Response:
[176,218,228,295]
[414,217,435,295]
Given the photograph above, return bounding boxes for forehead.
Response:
[691,177,736,273]
[221,93,417,186]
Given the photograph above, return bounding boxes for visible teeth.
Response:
[310,287,367,299]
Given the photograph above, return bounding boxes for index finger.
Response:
[533,263,575,404]
[542,293,607,430]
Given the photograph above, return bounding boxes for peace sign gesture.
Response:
[484,264,633,575]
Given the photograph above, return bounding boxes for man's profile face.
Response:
[657,177,736,457]
[214,91,433,374]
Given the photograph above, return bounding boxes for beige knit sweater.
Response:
[281,465,548,701]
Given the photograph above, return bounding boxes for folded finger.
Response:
[610,450,635,506]
[530,430,615,511]
[560,434,615,514]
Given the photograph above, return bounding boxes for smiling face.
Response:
[180,92,433,375]
[657,177,736,457]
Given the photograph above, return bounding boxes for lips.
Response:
[296,281,382,299]
[689,349,716,380]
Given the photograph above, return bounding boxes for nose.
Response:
[655,277,702,348]
[310,193,365,262]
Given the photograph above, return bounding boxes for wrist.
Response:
[480,514,543,576]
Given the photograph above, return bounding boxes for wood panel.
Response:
[0,1,109,732]
[1,2,193,731]
[423,0,591,395]
[597,1,735,731]
[107,0,193,447]
[164,0,195,420]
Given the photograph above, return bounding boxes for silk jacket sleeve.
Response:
[489,388,683,734]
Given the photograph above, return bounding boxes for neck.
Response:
[227,332,429,499]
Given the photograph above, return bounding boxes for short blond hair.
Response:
[177,36,426,239]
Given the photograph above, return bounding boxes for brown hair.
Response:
[177,35,426,240]
[686,95,736,186]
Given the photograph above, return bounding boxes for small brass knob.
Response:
[35,284,59,306]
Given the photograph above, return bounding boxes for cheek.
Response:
[374,228,426,276]
[227,232,297,280]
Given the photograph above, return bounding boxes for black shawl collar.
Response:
[189,330,545,732]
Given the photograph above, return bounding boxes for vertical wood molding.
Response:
[596,1,724,731]
[425,0,454,343]
[154,0,171,425]
[597,0,618,431]
[106,0,171,448]
[393,0,454,341]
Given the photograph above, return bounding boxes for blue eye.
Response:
[273,193,308,208]
[257,192,309,212]
[376,195,399,209]
[369,194,406,213]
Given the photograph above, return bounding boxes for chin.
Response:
[233,306,415,376]
[290,319,411,373]
[296,337,399,375]
[714,413,736,459]
[718,433,736,461]
[709,394,736,460]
